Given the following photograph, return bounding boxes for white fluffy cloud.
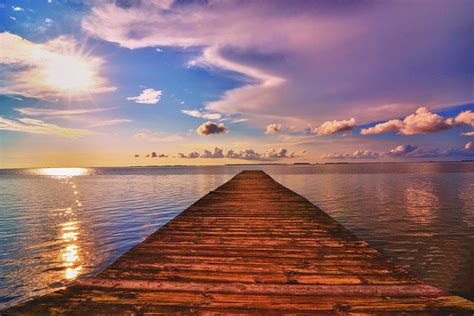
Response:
[0,32,115,99]
[127,88,162,104]
[361,107,452,135]
[0,116,95,138]
[181,109,222,120]
[313,118,356,136]
[196,121,227,135]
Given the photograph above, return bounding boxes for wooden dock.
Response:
[4,170,474,314]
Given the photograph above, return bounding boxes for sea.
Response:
[0,162,473,309]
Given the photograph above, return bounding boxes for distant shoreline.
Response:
[0,160,472,171]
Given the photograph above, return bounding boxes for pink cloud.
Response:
[81,1,472,126]
[454,110,474,127]
[361,107,452,135]
[265,123,282,135]
[313,118,356,136]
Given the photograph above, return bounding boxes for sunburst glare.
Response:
[44,54,96,93]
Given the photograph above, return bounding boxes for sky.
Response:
[0,0,473,168]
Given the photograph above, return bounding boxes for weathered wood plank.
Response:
[3,170,473,314]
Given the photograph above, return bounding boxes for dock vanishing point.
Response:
[4,171,474,314]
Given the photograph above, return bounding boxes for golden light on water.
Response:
[33,168,89,281]
[62,245,79,263]
[60,215,83,280]
[65,266,82,280]
[34,168,90,178]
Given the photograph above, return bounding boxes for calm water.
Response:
[0,163,473,308]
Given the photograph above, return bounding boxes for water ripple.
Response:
[0,163,473,308]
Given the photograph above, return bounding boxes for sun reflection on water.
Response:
[31,168,89,281]
[59,194,83,280]
[33,168,91,178]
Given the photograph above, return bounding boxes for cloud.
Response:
[404,142,474,158]
[360,120,404,135]
[196,121,227,135]
[321,150,380,160]
[200,147,224,158]
[265,123,282,135]
[82,1,472,125]
[14,107,112,117]
[313,118,356,136]
[462,131,474,136]
[127,88,162,104]
[12,6,24,11]
[149,152,168,158]
[361,107,453,135]
[0,32,115,99]
[0,116,95,138]
[181,109,222,120]
[232,118,248,123]
[265,148,296,159]
[134,154,139,157]
[454,110,474,127]
[179,152,200,159]
[89,119,131,127]
[179,147,298,161]
[386,144,418,157]
[323,142,474,160]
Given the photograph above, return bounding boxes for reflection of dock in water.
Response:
[5,170,474,314]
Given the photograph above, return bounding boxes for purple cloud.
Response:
[361,108,474,136]
[82,1,472,127]
[322,142,474,160]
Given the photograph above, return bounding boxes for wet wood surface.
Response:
[4,170,474,314]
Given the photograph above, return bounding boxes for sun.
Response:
[44,54,96,93]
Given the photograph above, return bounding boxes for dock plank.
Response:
[3,170,473,314]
